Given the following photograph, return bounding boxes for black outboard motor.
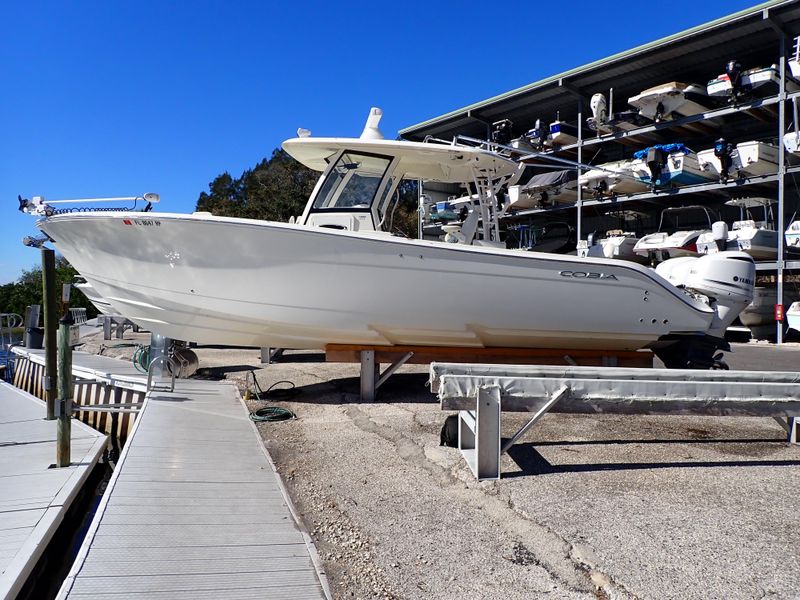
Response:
[726,60,743,102]
[646,147,668,191]
[713,137,734,182]
[491,119,513,146]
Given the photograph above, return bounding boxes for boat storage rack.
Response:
[429,363,800,480]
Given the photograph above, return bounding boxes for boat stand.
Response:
[430,363,800,480]
[326,344,654,402]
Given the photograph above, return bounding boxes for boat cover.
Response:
[633,143,689,160]
[522,169,577,192]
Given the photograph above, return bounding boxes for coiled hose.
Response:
[245,370,297,422]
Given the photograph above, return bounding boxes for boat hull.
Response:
[39,212,716,351]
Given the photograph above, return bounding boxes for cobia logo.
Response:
[559,270,618,280]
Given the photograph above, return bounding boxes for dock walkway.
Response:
[53,363,328,598]
[0,382,107,600]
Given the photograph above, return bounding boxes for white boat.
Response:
[629,144,714,190]
[696,198,778,261]
[578,230,645,263]
[707,61,798,101]
[578,159,647,198]
[786,220,800,249]
[787,301,800,333]
[23,108,757,368]
[739,287,778,340]
[546,119,579,147]
[627,81,709,122]
[697,140,780,182]
[633,205,714,262]
[507,168,578,209]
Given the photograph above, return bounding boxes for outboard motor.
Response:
[711,220,729,252]
[726,60,743,101]
[646,147,668,191]
[587,93,608,131]
[527,119,548,149]
[713,137,734,182]
[492,119,513,146]
[654,251,755,368]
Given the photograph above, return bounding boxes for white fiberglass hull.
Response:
[697,141,780,179]
[39,212,717,351]
[633,230,706,260]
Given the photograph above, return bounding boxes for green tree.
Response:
[0,257,98,320]
[196,148,420,237]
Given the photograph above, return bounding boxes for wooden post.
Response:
[56,312,74,467]
[41,248,57,420]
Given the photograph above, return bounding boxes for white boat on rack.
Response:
[21,108,757,368]
[507,168,578,209]
[707,61,798,101]
[633,205,714,262]
[578,230,645,263]
[786,220,800,249]
[787,301,800,333]
[697,139,780,182]
[629,144,714,190]
[578,159,647,198]
[696,198,778,261]
[627,81,709,122]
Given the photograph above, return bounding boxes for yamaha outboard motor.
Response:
[726,60,743,102]
[654,251,755,368]
[712,220,729,252]
[713,137,734,182]
[646,146,668,191]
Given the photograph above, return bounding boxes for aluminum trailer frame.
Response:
[429,363,800,480]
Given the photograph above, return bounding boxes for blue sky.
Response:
[1,0,759,284]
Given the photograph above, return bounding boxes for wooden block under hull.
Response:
[325,344,654,368]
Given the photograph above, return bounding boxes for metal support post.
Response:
[576,98,583,246]
[102,316,112,340]
[41,248,57,420]
[56,312,74,467]
[360,350,379,402]
[501,386,570,453]
[777,30,787,344]
[149,333,170,377]
[457,386,501,480]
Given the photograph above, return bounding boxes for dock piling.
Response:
[56,311,74,467]
[42,248,57,420]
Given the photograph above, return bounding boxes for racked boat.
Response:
[786,220,800,249]
[707,61,798,102]
[22,108,756,368]
[633,205,714,262]
[578,159,647,198]
[507,168,578,209]
[629,144,713,190]
[627,81,709,122]
[696,198,778,260]
[697,139,780,182]
[787,301,800,333]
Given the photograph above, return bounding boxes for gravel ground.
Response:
[82,329,800,599]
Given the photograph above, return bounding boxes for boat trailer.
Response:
[429,363,800,480]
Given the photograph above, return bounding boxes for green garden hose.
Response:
[245,370,297,422]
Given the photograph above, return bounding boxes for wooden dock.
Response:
[0,381,107,600]
[56,376,329,599]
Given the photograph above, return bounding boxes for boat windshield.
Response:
[312,152,392,210]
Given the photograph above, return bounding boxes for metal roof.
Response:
[400,0,800,141]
